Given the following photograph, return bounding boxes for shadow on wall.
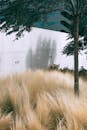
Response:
[26,37,57,70]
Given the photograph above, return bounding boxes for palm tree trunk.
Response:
[74,14,79,96]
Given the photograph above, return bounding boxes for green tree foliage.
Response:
[0,0,63,39]
[61,0,87,55]
[63,39,85,55]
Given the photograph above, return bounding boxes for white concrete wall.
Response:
[0,27,87,77]
[0,52,26,77]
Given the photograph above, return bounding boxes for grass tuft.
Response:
[0,70,86,130]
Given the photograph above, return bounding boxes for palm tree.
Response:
[61,0,87,95]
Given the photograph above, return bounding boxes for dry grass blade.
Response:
[0,113,13,130]
[0,70,86,130]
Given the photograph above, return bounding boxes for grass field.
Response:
[0,70,87,130]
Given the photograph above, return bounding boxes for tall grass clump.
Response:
[0,70,86,130]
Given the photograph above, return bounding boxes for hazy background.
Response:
[0,27,87,77]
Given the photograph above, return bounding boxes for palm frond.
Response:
[62,39,86,55]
